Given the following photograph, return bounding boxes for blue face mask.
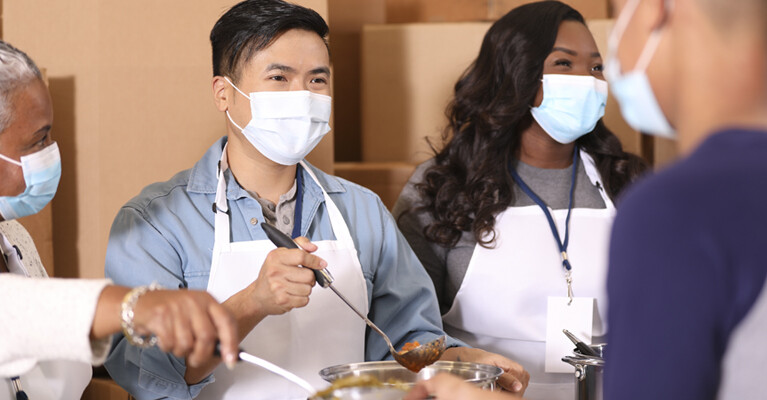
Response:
[605,0,675,138]
[530,74,608,144]
[0,142,61,220]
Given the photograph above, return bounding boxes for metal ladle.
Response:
[261,223,447,372]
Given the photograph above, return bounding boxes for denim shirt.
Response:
[104,137,462,399]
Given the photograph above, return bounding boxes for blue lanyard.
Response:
[509,147,579,301]
[291,164,303,239]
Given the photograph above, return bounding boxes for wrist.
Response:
[121,282,162,347]
[90,285,130,340]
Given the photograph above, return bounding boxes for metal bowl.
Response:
[310,386,408,400]
[319,361,503,391]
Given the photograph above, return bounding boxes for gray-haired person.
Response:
[0,40,239,400]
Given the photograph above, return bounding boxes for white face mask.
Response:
[605,0,675,138]
[224,77,332,165]
[530,74,608,144]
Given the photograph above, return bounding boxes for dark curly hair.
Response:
[413,0,648,248]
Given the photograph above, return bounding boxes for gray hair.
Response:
[0,41,43,134]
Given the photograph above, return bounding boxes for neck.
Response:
[518,122,576,169]
[674,10,767,154]
[226,133,296,204]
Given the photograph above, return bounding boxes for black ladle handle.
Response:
[261,222,334,288]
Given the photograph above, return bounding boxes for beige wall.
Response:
[3,0,331,279]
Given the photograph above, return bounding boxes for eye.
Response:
[554,59,572,68]
[269,75,287,82]
[310,77,328,85]
[592,64,604,72]
[36,133,49,149]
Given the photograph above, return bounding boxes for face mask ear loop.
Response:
[223,76,251,100]
[608,0,641,52]
[634,0,674,72]
[634,28,663,73]
[0,153,22,167]
[225,110,245,132]
[222,76,250,132]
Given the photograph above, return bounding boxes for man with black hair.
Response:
[103,1,529,399]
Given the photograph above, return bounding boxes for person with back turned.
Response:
[404,0,767,398]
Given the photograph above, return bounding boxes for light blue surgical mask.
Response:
[531,74,608,144]
[605,0,675,138]
[0,142,61,220]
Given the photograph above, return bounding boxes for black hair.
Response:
[411,1,648,248]
[210,0,329,82]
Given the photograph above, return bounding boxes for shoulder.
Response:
[392,158,436,219]
[121,168,195,216]
[619,129,767,222]
[303,162,381,203]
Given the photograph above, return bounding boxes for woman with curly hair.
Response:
[393,1,647,398]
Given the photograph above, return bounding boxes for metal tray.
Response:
[319,361,502,391]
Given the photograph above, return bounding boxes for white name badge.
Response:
[544,296,594,373]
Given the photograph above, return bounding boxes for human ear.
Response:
[212,76,230,112]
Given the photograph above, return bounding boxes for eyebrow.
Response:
[310,66,331,76]
[551,47,601,58]
[264,63,331,76]
[34,125,51,136]
[265,63,295,73]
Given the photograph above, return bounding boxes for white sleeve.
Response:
[0,275,112,377]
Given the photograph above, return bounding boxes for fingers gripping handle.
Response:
[260,222,334,288]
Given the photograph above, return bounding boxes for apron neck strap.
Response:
[214,145,232,246]
[298,161,356,249]
[211,149,355,251]
[579,150,615,210]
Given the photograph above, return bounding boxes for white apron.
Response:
[442,151,614,400]
[200,149,368,400]
[0,226,93,400]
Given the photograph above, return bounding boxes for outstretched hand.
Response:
[132,289,239,368]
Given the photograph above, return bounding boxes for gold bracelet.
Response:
[120,282,162,348]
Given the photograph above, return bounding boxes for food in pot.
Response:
[312,375,409,399]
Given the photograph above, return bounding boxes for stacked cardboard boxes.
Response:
[332,0,680,211]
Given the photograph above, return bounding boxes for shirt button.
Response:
[282,216,290,225]
[250,217,258,225]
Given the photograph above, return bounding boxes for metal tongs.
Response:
[261,223,445,372]
[563,329,601,358]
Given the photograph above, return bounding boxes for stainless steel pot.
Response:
[319,360,503,391]
[562,343,606,400]
[310,386,408,400]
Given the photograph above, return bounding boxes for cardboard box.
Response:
[487,0,608,20]
[386,0,608,23]
[361,22,491,163]
[328,0,387,162]
[3,0,331,279]
[361,20,642,164]
[334,162,416,210]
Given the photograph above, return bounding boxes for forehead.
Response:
[243,29,329,72]
[552,20,599,51]
[8,79,52,125]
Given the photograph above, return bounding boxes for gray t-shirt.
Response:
[392,157,606,314]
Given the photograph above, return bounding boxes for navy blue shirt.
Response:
[605,129,767,399]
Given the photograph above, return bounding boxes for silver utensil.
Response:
[261,223,446,372]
